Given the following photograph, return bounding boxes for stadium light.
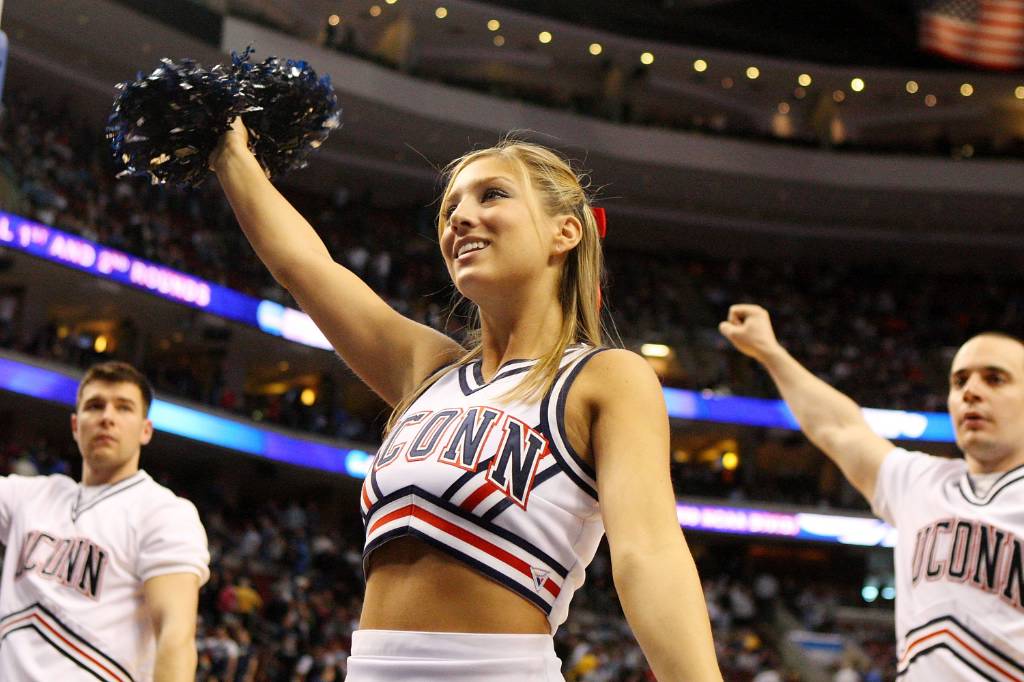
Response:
[640,343,671,358]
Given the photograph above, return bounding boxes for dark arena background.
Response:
[1,0,1023,680]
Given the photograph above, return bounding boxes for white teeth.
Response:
[457,241,487,258]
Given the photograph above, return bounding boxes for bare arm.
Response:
[210,122,462,405]
[145,572,201,682]
[581,350,721,682]
[719,304,893,500]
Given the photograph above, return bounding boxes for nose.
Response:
[961,375,985,403]
[448,200,476,234]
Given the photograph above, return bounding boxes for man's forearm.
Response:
[760,345,867,451]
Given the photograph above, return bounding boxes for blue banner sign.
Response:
[664,387,955,442]
[0,211,332,350]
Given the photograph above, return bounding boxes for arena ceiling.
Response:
[5,0,1024,266]
[482,0,931,69]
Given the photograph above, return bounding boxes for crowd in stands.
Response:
[0,436,891,681]
[6,91,1020,413]
[4,89,1016,511]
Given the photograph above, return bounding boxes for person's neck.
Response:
[478,304,564,380]
[81,466,140,487]
[965,449,1024,475]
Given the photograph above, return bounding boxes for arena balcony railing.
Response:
[7,0,1024,264]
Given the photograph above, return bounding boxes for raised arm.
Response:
[210,121,462,406]
[579,350,721,681]
[719,304,892,500]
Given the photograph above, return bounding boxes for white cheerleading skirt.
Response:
[345,629,566,682]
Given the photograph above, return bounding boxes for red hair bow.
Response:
[591,207,607,239]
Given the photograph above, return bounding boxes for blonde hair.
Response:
[386,138,606,433]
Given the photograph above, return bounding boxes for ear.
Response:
[70,413,79,443]
[140,418,154,446]
[551,213,583,256]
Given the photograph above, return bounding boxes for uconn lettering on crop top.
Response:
[361,345,607,632]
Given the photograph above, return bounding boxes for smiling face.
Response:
[439,154,567,302]
[948,334,1024,473]
[71,380,153,485]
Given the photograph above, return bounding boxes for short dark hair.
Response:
[969,331,1024,348]
[77,362,154,415]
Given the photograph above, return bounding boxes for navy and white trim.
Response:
[364,486,569,614]
[0,603,135,682]
[898,615,1024,681]
[538,347,608,500]
[72,472,148,522]
[958,464,1024,507]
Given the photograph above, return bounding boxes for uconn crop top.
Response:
[360,345,608,632]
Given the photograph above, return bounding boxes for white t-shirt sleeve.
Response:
[0,475,19,539]
[136,497,211,585]
[871,447,940,527]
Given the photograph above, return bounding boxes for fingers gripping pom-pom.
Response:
[106,58,257,187]
[232,50,341,179]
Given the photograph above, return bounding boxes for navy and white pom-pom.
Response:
[106,58,256,187]
[234,50,341,179]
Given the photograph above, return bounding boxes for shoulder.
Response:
[136,474,204,525]
[574,348,662,402]
[2,473,74,493]
[883,448,961,476]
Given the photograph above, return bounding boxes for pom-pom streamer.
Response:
[106,58,256,187]
[107,48,341,187]
[233,49,341,179]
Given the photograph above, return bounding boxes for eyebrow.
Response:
[950,365,1012,378]
[83,395,139,407]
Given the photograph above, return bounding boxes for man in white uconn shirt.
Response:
[721,304,1024,682]
[0,361,209,681]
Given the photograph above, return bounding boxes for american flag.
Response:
[919,0,1024,70]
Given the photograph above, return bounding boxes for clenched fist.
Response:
[718,304,783,364]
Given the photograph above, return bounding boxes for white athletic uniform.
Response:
[0,470,210,681]
[872,448,1024,681]
[355,346,608,680]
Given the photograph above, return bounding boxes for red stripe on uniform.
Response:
[460,482,498,512]
[367,504,415,535]
[3,611,129,682]
[368,504,561,598]
[901,628,1022,682]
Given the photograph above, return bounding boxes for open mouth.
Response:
[456,241,489,260]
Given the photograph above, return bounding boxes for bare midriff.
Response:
[359,536,551,634]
